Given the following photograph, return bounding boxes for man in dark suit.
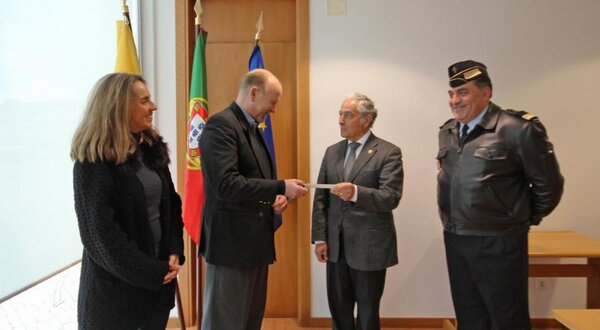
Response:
[312,93,404,330]
[199,69,308,330]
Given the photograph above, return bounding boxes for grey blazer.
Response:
[312,133,403,271]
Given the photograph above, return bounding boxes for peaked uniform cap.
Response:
[448,60,491,87]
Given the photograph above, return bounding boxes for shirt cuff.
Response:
[350,184,358,202]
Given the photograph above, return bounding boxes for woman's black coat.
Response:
[73,136,184,329]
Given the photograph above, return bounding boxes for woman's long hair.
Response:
[71,73,155,164]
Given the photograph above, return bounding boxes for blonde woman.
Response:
[71,73,184,329]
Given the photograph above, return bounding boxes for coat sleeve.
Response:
[354,145,404,212]
[73,161,168,291]
[311,150,330,242]
[518,121,564,224]
[200,114,278,203]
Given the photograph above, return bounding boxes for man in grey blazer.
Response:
[312,93,403,330]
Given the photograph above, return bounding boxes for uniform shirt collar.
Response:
[460,103,490,134]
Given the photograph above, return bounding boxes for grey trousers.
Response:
[201,263,269,330]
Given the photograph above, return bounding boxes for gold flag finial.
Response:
[255,11,264,41]
[121,0,129,13]
[194,0,203,26]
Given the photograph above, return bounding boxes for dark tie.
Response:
[459,124,469,147]
[252,122,273,178]
[255,122,270,149]
[254,122,262,139]
[344,142,361,181]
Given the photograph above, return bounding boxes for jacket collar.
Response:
[230,102,253,132]
[442,102,502,135]
[230,102,273,179]
[477,102,501,131]
[336,133,379,182]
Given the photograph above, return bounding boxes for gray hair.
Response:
[347,92,377,128]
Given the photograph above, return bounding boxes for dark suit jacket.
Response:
[312,133,403,271]
[199,102,281,268]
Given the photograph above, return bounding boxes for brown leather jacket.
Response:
[437,103,564,235]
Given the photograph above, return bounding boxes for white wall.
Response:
[310,0,600,318]
[140,0,178,185]
[0,0,139,300]
[148,0,600,319]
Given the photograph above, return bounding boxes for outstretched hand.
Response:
[331,182,355,201]
[284,179,308,200]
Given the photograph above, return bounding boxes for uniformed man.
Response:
[436,60,564,330]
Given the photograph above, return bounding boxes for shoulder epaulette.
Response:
[505,109,538,121]
[439,118,454,129]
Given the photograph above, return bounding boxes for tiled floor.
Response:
[169,319,440,330]
[169,319,560,330]
[0,263,178,330]
[0,264,79,329]
[1,265,560,330]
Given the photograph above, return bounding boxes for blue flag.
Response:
[249,43,264,70]
[249,41,277,176]
[249,41,282,227]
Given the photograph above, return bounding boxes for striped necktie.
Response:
[344,142,360,180]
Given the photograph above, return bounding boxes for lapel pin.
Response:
[368,149,373,154]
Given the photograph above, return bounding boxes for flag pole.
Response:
[195,0,203,39]
[114,0,140,74]
[193,4,204,329]
[121,0,132,27]
[255,10,264,42]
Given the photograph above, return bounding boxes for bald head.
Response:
[237,69,280,96]
[236,69,282,123]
